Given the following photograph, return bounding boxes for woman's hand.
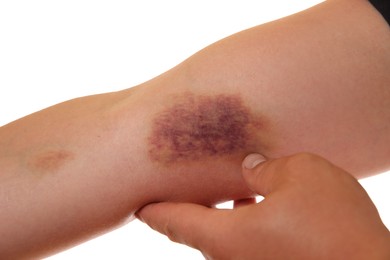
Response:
[138,153,390,259]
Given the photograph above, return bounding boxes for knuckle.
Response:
[287,153,325,167]
[281,153,330,177]
[162,218,179,243]
[288,152,324,165]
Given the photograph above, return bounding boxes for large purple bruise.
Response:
[148,93,254,165]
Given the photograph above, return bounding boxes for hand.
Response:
[137,153,390,260]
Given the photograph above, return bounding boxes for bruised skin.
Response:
[27,149,75,174]
[133,89,268,206]
[148,92,264,166]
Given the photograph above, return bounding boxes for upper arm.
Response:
[145,0,390,177]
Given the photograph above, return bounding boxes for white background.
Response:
[0,1,389,259]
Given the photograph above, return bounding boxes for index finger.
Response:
[137,202,229,252]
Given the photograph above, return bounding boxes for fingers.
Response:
[138,153,345,257]
[241,152,341,196]
[137,202,228,251]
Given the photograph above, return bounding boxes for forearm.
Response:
[0,91,147,258]
[0,86,257,258]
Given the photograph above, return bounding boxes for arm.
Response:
[1,0,389,258]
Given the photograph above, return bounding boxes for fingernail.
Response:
[243,153,266,169]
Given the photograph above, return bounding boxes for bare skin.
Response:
[138,153,390,260]
[0,0,389,258]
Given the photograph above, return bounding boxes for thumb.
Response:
[241,153,270,196]
[137,202,229,252]
[241,152,344,196]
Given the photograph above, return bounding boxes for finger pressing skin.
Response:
[137,202,228,252]
[241,152,342,196]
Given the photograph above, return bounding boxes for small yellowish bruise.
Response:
[28,149,74,174]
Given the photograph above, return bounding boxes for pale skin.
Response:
[0,0,389,258]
